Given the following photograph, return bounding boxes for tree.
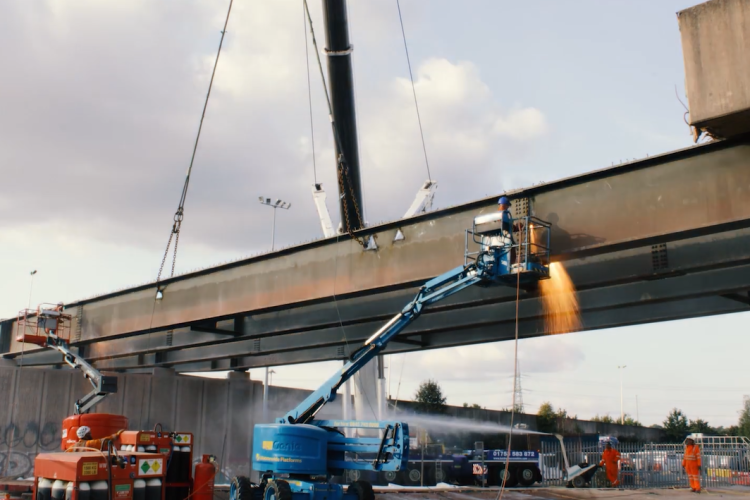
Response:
[688,419,715,434]
[592,414,615,424]
[537,402,557,433]
[623,414,642,427]
[463,403,482,409]
[736,396,750,438]
[663,408,689,443]
[414,379,447,413]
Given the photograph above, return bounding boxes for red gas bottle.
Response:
[193,455,216,500]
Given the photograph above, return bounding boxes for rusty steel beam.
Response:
[10,231,750,371]
[3,139,750,369]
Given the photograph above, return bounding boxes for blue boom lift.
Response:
[231,210,551,500]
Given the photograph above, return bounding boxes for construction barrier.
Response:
[540,436,750,489]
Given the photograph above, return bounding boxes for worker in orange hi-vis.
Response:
[683,437,702,493]
[599,442,622,487]
[66,426,124,452]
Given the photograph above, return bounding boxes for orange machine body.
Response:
[62,415,129,450]
[34,452,166,500]
[119,432,173,455]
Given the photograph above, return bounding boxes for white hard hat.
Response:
[77,426,91,439]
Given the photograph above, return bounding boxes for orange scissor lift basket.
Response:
[16,303,73,347]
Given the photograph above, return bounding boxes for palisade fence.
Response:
[540,437,750,489]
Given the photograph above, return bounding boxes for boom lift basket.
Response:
[465,214,551,286]
[16,304,72,346]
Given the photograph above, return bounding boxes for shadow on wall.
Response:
[545,212,606,253]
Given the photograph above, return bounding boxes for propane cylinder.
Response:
[37,478,52,500]
[90,482,108,500]
[145,479,161,500]
[78,483,91,500]
[133,480,146,500]
[193,455,216,500]
[51,481,67,500]
[65,483,74,500]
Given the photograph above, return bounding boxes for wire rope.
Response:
[303,2,319,185]
[396,0,432,182]
[156,0,234,282]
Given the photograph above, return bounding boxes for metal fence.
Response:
[540,438,750,489]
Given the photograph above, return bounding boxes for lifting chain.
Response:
[156,209,184,282]
[336,154,366,247]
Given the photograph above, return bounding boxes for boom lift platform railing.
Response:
[16,304,117,414]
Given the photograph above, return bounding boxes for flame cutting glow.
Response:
[539,262,581,334]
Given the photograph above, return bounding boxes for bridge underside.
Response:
[3,139,750,372]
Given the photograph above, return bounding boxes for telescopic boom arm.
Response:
[47,335,118,414]
[280,263,484,425]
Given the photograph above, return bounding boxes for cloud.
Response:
[357,58,548,223]
[0,0,550,256]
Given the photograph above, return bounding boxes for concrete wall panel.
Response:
[147,372,177,431]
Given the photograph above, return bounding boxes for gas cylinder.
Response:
[166,446,180,483]
[65,482,74,500]
[179,447,191,482]
[90,481,108,500]
[133,480,146,500]
[193,455,216,500]
[145,479,161,500]
[51,480,67,500]
[37,478,52,500]
[78,483,91,500]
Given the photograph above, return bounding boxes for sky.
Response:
[1,0,747,428]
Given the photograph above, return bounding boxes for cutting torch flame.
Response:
[539,262,581,334]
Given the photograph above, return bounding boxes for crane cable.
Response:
[303,3,319,185]
[156,0,234,283]
[396,0,432,182]
[497,232,523,500]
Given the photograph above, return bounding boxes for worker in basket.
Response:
[484,196,525,267]
[599,442,621,487]
[67,425,125,452]
[43,302,65,336]
[683,437,702,493]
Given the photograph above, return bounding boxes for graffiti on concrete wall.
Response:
[0,421,61,477]
[0,451,35,478]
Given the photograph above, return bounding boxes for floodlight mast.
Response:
[259,196,291,250]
